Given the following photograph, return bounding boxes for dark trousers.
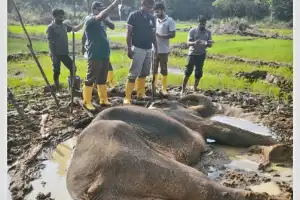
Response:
[85,59,109,86]
[52,55,73,76]
[184,54,206,79]
[153,53,169,76]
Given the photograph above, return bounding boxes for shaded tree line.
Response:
[7,0,293,22]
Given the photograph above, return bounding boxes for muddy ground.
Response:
[7,85,293,200]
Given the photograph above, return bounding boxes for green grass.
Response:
[207,39,293,63]
[168,57,292,80]
[8,24,292,63]
[7,23,293,99]
[174,21,198,29]
[8,38,48,53]
[8,35,292,64]
[8,51,291,98]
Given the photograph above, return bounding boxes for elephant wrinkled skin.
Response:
[67,104,275,200]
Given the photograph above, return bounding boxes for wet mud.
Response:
[7,86,293,200]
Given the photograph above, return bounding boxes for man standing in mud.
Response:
[81,0,121,111]
[46,8,80,94]
[81,1,117,89]
[123,0,157,105]
[181,15,213,96]
[153,2,176,95]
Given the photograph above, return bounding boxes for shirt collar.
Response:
[157,15,168,23]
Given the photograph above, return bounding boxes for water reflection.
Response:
[25,137,77,200]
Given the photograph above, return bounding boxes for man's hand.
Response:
[113,0,121,6]
[153,47,158,57]
[127,47,133,59]
[195,40,201,45]
[156,33,162,38]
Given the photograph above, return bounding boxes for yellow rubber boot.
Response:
[123,80,135,105]
[97,84,111,106]
[107,71,116,88]
[135,77,146,99]
[161,75,168,95]
[82,85,96,111]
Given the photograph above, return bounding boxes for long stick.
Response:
[27,45,60,108]
[151,51,156,100]
[12,0,60,109]
[70,31,76,113]
[7,88,31,124]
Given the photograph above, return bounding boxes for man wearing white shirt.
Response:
[153,2,176,95]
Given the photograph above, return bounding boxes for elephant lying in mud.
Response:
[67,102,277,200]
[148,98,277,147]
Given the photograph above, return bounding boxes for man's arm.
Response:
[126,12,135,50]
[157,19,176,39]
[46,26,56,57]
[103,17,115,30]
[157,31,175,39]
[72,21,85,32]
[153,29,158,51]
[206,31,213,48]
[152,18,157,51]
[187,29,197,47]
[95,0,120,21]
[81,33,86,55]
[126,25,133,49]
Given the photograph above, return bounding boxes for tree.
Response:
[273,0,292,21]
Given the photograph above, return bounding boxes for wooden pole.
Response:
[70,31,76,113]
[12,0,60,109]
[7,88,32,125]
[151,51,156,101]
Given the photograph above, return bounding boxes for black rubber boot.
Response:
[194,78,201,92]
[181,76,189,97]
[53,73,60,92]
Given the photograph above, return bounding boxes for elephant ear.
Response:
[87,174,104,197]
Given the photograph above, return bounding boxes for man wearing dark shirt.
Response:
[181,15,213,96]
[123,0,157,105]
[81,0,120,110]
[81,1,117,89]
[46,8,76,93]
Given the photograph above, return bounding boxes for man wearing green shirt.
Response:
[81,1,117,89]
[82,0,120,111]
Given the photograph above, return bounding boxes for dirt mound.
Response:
[213,20,262,35]
[236,71,292,92]
[213,20,292,40]
[263,144,293,164]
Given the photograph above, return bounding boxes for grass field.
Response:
[8,23,292,63]
[7,22,293,99]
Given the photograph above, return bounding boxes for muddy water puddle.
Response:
[25,137,77,200]
[250,182,282,195]
[206,143,293,195]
